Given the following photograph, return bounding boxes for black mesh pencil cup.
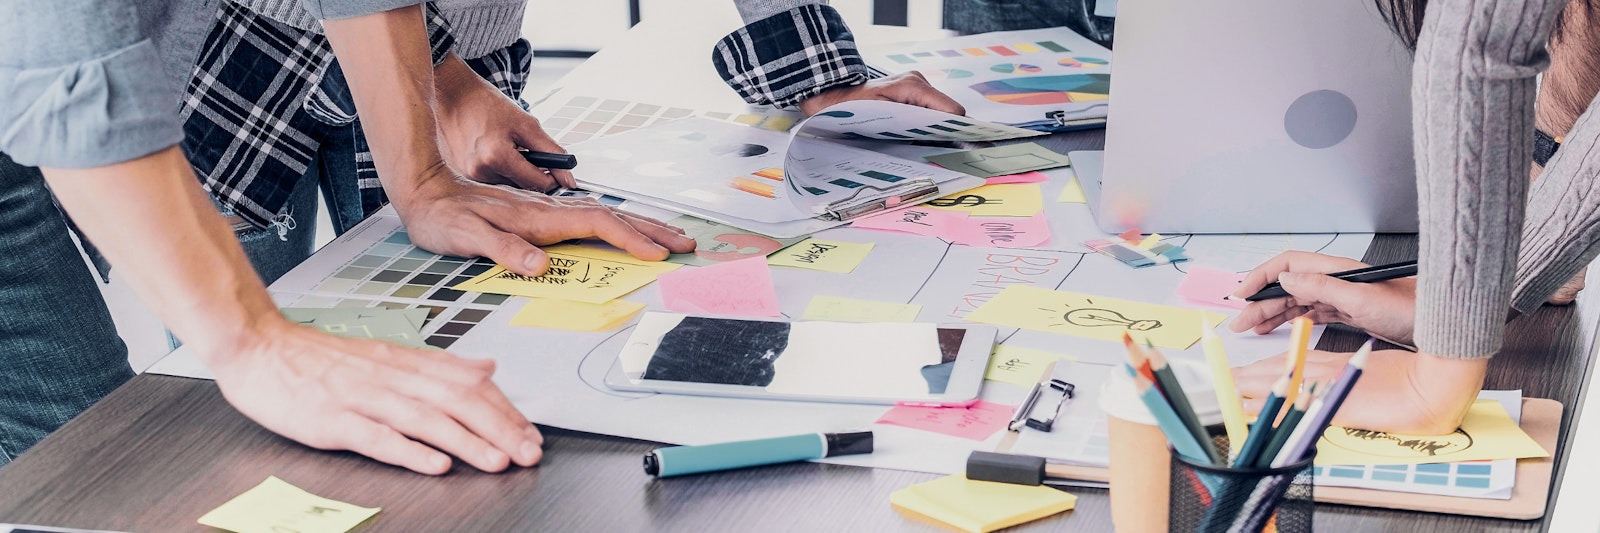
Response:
[1168,437,1316,533]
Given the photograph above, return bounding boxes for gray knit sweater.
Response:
[242,0,527,59]
[1414,0,1600,359]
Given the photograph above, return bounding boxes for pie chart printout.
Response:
[1057,56,1109,68]
[989,63,1042,74]
[969,74,1111,106]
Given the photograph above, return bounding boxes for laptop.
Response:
[1085,0,1418,233]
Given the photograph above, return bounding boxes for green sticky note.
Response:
[925,143,1072,178]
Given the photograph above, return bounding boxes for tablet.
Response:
[605,312,997,405]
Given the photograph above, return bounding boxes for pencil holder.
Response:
[1167,442,1315,533]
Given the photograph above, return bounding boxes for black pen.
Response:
[520,150,578,170]
[1239,259,1418,301]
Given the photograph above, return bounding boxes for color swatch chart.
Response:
[1310,391,1520,499]
[536,94,798,146]
[883,40,1075,65]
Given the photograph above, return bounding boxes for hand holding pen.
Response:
[1226,252,1418,346]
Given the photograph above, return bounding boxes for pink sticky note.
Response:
[985,171,1050,185]
[656,256,781,317]
[1177,265,1248,309]
[851,207,971,238]
[875,400,1015,441]
[949,212,1052,248]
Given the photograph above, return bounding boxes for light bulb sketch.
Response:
[1054,308,1162,331]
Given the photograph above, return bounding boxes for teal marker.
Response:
[643,432,875,478]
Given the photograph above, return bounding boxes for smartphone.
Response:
[604,312,996,405]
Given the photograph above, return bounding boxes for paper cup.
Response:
[1102,358,1224,533]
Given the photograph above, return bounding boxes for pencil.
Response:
[1274,339,1373,467]
[1232,375,1288,468]
[1125,364,1212,464]
[1254,384,1314,468]
[1283,317,1312,411]
[1121,333,1157,385]
[1145,346,1221,464]
[1239,260,1418,301]
[1201,318,1250,457]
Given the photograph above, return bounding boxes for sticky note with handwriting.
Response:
[949,213,1051,249]
[452,244,680,304]
[985,171,1049,185]
[1175,266,1247,309]
[966,286,1226,349]
[876,400,1015,441]
[802,295,922,323]
[198,476,379,533]
[984,345,1069,387]
[656,256,781,317]
[510,297,645,331]
[768,238,875,274]
[1314,400,1548,466]
[851,207,971,238]
[926,184,1044,218]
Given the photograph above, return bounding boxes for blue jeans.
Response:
[0,153,134,465]
[230,124,363,286]
[943,0,1113,45]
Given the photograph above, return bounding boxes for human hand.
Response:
[209,318,542,474]
[1228,251,1417,346]
[389,166,696,275]
[1233,349,1485,435]
[434,54,572,192]
[798,71,966,117]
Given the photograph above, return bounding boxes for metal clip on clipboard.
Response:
[814,178,941,221]
[1008,377,1077,432]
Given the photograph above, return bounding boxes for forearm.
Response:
[1512,97,1600,312]
[40,147,282,361]
[1411,0,1564,359]
[321,5,446,208]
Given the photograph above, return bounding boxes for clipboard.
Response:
[996,396,1564,520]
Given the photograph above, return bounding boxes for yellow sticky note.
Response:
[984,345,1070,387]
[198,476,379,533]
[1137,233,1163,249]
[966,286,1226,349]
[926,184,1044,217]
[510,297,645,331]
[1314,400,1549,466]
[768,238,875,273]
[891,475,1076,533]
[802,295,922,323]
[452,245,680,304]
[1055,177,1086,203]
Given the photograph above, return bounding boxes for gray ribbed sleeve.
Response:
[237,0,526,59]
[1511,95,1600,312]
[1412,0,1566,359]
[734,0,825,22]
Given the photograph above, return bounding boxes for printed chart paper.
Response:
[802,295,922,323]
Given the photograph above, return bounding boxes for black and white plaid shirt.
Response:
[179,1,531,230]
[711,3,871,110]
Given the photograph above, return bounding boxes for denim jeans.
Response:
[232,123,365,285]
[0,153,135,465]
[943,0,1114,46]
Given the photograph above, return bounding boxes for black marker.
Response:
[519,150,578,170]
[1239,259,1418,302]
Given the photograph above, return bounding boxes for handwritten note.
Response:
[656,256,781,317]
[966,286,1226,349]
[198,476,379,533]
[924,142,1072,177]
[985,171,1049,185]
[768,238,875,274]
[802,295,922,323]
[1315,400,1548,466]
[892,475,1077,533]
[876,400,1015,441]
[452,245,680,304]
[1056,177,1087,203]
[280,308,428,348]
[926,184,1044,218]
[984,345,1069,387]
[664,215,806,267]
[949,213,1052,249]
[1176,266,1247,309]
[851,207,971,238]
[510,297,645,331]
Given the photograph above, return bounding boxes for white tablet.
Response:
[604,312,997,405]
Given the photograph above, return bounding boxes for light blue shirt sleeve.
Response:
[0,0,183,168]
[298,0,426,20]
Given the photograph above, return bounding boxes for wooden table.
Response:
[0,124,1592,531]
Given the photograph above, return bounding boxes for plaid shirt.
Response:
[711,3,872,110]
[180,1,531,229]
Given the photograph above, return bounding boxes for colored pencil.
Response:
[1255,384,1314,468]
[1201,317,1250,456]
[1283,317,1312,411]
[1232,376,1288,468]
[1145,345,1221,464]
[1273,339,1372,467]
[1121,333,1157,385]
[1125,364,1211,464]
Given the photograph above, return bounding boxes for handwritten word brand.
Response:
[785,242,839,264]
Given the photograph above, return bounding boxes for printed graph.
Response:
[538,95,797,145]
[1057,56,1110,69]
[882,41,1073,64]
[990,63,1042,74]
[970,74,1111,106]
